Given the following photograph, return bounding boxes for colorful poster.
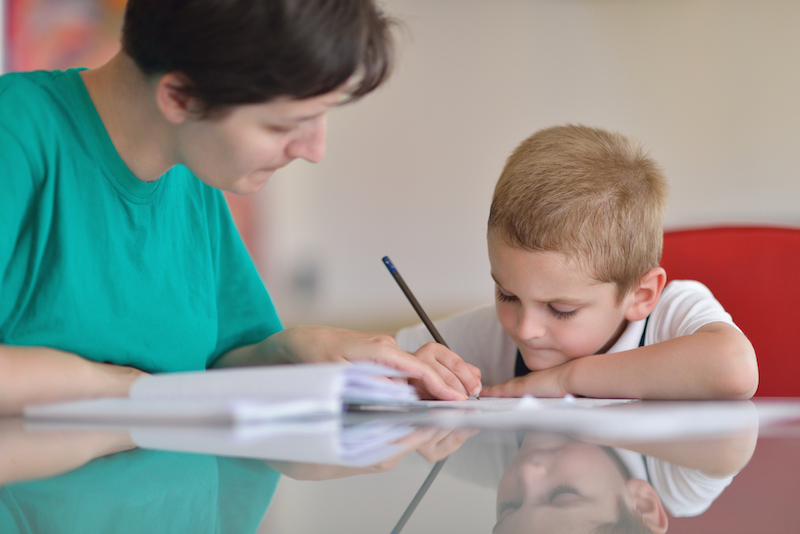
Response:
[6,0,124,71]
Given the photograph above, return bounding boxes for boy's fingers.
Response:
[479,376,529,397]
[426,360,469,396]
[416,343,483,397]
[416,349,471,396]
[436,353,482,395]
[416,427,479,461]
[467,363,482,381]
[376,349,467,401]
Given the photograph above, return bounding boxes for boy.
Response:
[397,125,758,399]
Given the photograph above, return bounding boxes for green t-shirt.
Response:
[0,449,280,534]
[0,69,282,371]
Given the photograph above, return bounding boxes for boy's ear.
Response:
[154,72,199,124]
[624,267,667,322]
[626,478,669,534]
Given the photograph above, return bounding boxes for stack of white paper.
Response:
[24,363,417,425]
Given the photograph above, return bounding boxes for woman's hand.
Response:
[267,425,479,480]
[217,326,482,401]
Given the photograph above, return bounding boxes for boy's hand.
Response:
[480,363,570,398]
[411,426,480,462]
[410,342,482,400]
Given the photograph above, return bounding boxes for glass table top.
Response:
[2,398,799,533]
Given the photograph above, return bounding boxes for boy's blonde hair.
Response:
[488,124,668,301]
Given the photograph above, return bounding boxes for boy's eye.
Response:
[496,288,518,303]
[547,304,578,320]
[547,484,581,505]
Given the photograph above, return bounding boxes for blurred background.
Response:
[3,0,799,337]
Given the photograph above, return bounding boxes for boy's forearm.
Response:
[0,344,146,416]
[563,323,758,400]
[578,401,759,476]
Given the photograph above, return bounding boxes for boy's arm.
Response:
[578,401,759,476]
[0,344,146,416]
[481,322,758,400]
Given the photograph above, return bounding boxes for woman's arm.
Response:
[212,325,481,401]
[0,343,147,416]
[0,418,136,486]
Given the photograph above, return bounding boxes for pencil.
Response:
[390,457,446,534]
[381,256,479,400]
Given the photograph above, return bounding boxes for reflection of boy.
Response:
[398,125,758,399]
[495,432,668,534]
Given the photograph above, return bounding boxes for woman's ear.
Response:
[154,72,197,124]
[626,478,669,534]
[624,267,667,322]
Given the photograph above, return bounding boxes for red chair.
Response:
[660,226,800,397]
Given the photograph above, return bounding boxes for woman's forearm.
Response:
[0,343,146,416]
[0,418,137,485]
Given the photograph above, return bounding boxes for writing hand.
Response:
[409,342,482,400]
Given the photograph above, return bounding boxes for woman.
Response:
[0,0,481,414]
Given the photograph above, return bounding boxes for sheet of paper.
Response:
[406,397,635,410]
[23,397,341,425]
[412,399,761,441]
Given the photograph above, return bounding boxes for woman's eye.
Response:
[266,124,296,134]
[496,288,518,303]
[548,305,577,320]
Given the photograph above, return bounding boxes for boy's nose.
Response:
[517,308,546,340]
[518,460,550,496]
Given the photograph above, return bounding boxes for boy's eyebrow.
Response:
[490,273,507,290]
[547,297,586,306]
[491,273,586,306]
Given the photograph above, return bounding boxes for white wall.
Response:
[257,0,800,333]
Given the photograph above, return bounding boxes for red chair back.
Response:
[660,226,800,397]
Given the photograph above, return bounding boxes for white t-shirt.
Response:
[396,280,738,384]
[395,280,738,517]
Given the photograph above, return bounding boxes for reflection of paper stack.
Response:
[24,363,417,425]
[127,419,416,466]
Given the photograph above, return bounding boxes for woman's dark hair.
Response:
[122,0,395,113]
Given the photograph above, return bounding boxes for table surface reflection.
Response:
[2,399,800,534]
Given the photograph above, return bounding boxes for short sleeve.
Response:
[0,126,36,281]
[646,456,734,517]
[648,280,738,344]
[205,192,283,367]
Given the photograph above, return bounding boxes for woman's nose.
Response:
[286,117,327,163]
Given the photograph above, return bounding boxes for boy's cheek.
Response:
[495,304,520,339]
